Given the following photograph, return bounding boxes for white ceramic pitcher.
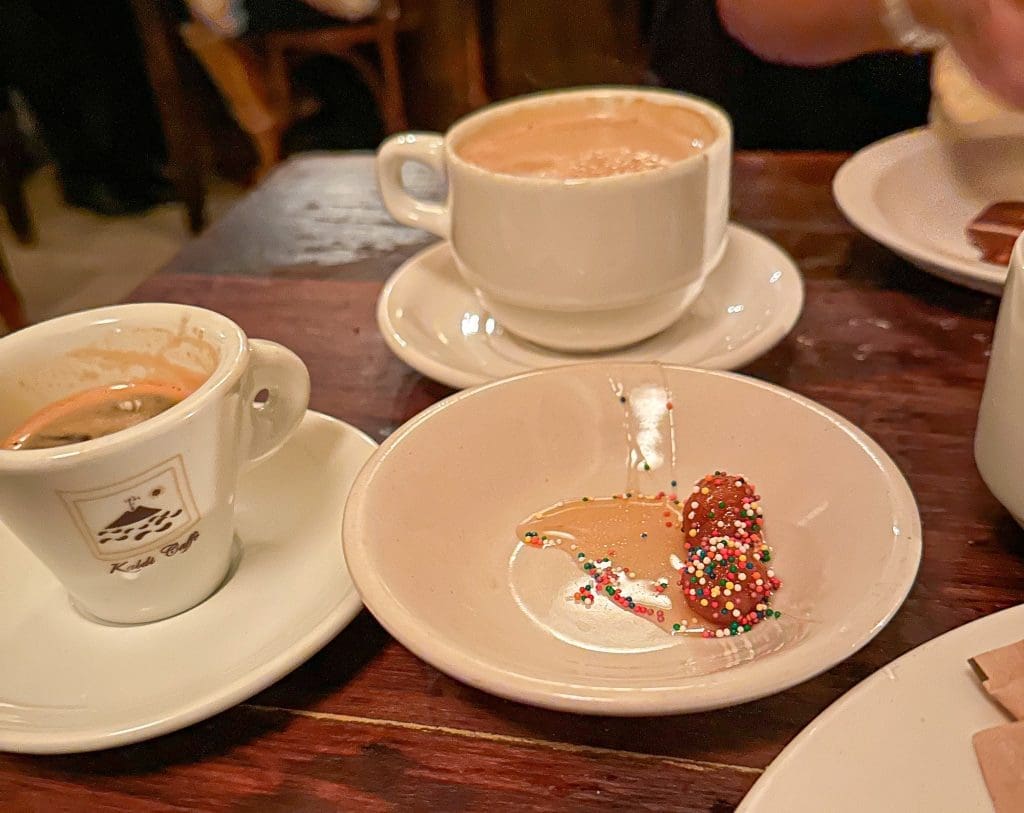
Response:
[976,233,1024,524]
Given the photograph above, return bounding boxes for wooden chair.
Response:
[130,0,209,233]
[0,91,35,246]
[0,242,26,332]
[0,90,29,331]
[182,0,409,179]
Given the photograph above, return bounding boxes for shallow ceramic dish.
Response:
[344,363,921,715]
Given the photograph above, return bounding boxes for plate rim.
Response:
[343,362,922,716]
[376,224,806,389]
[736,602,1024,811]
[0,410,375,754]
[832,126,1006,293]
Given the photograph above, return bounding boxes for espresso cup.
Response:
[0,303,310,624]
[377,87,733,352]
[976,233,1024,525]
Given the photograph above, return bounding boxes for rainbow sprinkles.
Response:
[518,471,782,639]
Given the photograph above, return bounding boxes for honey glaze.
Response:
[517,492,700,635]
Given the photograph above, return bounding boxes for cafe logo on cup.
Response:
[60,455,200,562]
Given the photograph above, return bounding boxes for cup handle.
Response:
[240,339,311,466]
[376,133,450,238]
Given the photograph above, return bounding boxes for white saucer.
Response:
[377,224,804,389]
[344,363,921,715]
[0,411,375,754]
[739,604,1024,812]
[834,127,1006,295]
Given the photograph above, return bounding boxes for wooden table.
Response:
[2,152,1015,811]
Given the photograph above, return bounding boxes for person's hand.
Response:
[911,0,1024,107]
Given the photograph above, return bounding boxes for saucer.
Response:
[377,224,804,389]
[0,411,375,754]
[834,127,1006,295]
[344,363,921,715]
[738,604,1024,811]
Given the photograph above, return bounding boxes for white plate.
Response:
[739,605,1024,812]
[833,127,1006,295]
[0,411,375,754]
[343,363,921,715]
[377,224,804,389]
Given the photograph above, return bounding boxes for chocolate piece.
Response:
[970,639,1024,720]
[966,201,1024,267]
[974,722,1024,813]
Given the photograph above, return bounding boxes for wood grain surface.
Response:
[1,152,1014,812]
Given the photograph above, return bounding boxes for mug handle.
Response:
[240,339,310,465]
[376,133,450,238]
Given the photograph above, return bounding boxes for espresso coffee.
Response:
[456,96,717,179]
[3,380,194,450]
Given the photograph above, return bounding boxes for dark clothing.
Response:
[168,0,383,151]
[0,0,168,212]
[242,0,340,33]
[647,0,932,150]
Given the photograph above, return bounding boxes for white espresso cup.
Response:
[377,87,733,352]
[976,234,1024,524]
[0,303,310,624]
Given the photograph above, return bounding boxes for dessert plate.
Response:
[834,127,1006,295]
[0,411,375,754]
[738,604,1024,812]
[344,363,921,715]
[377,224,804,389]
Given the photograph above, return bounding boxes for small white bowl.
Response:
[343,363,921,715]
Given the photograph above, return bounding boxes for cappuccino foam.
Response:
[456,96,717,179]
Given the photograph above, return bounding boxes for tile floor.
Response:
[1,166,241,332]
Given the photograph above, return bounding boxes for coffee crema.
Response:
[456,96,717,179]
[3,380,195,451]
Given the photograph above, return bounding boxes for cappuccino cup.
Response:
[377,87,733,352]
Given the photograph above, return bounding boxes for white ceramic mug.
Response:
[0,303,310,624]
[976,234,1024,524]
[376,87,733,351]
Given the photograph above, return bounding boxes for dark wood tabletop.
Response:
[2,151,1015,811]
